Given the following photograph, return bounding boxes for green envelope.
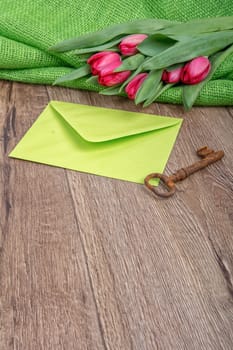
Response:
[9,101,182,184]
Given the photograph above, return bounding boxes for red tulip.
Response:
[87,51,121,75]
[162,67,183,84]
[181,56,211,85]
[98,71,131,86]
[125,73,148,100]
[119,34,148,56]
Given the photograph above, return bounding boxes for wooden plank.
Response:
[0,82,105,350]
[47,86,233,350]
[0,80,232,349]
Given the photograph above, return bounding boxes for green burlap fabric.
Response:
[1,0,233,105]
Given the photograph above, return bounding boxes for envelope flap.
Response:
[50,101,181,142]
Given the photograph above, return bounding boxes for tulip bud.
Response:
[181,56,211,85]
[87,51,121,75]
[162,66,183,84]
[98,71,131,86]
[119,34,148,56]
[125,73,148,100]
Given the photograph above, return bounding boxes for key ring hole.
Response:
[144,173,176,198]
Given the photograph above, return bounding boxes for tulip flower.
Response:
[181,56,211,85]
[87,51,121,75]
[162,66,183,84]
[125,73,148,100]
[98,70,131,86]
[119,34,148,56]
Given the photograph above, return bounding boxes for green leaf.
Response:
[74,37,122,54]
[77,55,92,62]
[53,64,90,84]
[166,63,184,71]
[161,16,233,36]
[86,75,99,86]
[143,82,163,107]
[143,31,233,70]
[135,69,163,105]
[49,18,178,52]
[138,33,177,56]
[182,43,233,110]
[143,83,175,107]
[100,86,123,96]
[115,54,145,72]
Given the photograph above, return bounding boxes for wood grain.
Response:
[0,82,105,350]
[0,80,233,349]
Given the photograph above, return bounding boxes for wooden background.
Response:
[0,80,232,349]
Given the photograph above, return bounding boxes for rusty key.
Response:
[144,146,224,198]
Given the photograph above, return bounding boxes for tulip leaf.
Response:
[135,69,163,105]
[100,86,126,96]
[182,43,233,110]
[53,64,90,84]
[74,37,122,54]
[138,34,177,56]
[143,31,233,70]
[166,63,184,71]
[86,75,100,86]
[78,55,91,62]
[49,19,177,52]
[143,82,163,107]
[160,16,233,36]
[143,83,175,107]
[115,54,145,72]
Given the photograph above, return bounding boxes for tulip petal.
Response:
[98,61,122,77]
[162,67,183,84]
[87,51,113,65]
[90,52,121,75]
[125,73,148,99]
[98,71,131,86]
[119,34,148,55]
[181,56,211,84]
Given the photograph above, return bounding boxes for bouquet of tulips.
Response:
[51,16,233,110]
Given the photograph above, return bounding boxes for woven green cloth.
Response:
[1,0,233,105]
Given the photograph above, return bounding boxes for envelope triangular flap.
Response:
[50,101,180,143]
